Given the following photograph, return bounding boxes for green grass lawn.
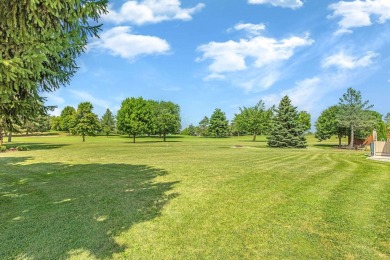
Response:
[1,133,389,259]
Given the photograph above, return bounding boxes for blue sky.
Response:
[45,0,390,128]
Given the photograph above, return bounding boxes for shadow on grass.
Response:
[3,143,70,151]
[0,157,178,259]
[312,143,340,149]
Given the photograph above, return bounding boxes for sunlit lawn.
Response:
[1,133,389,259]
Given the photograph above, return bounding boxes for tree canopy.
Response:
[209,108,229,138]
[337,88,375,148]
[267,96,307,148]
[234,100,271,141]
[315,105,349,146]
[101,109,116,137]
[153,101,181,142]
[116,97,153,143]
[74,102,100,142]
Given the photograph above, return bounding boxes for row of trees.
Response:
[315,88,389,148]
[50,97,181,142]
[117,97,181,142]
[182,96,310,148]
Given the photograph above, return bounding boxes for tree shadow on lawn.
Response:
[0,157,178,259]
[3,143,70,151]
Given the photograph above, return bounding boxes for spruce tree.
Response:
[267,96,307,148]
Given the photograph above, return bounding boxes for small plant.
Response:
[16,145,29,151]
[0,145,6,152]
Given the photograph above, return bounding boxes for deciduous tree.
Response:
[74,102,100,142]
[154,101,181,142]
[234,100,271,141]
[315,105,348,146]
[116,97,153,143]
[209,108,229,138]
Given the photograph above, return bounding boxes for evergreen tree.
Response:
[337,88,375,148]
[209,108,229,137]
[101,109,116,137]
[267,96,307,148]
[74,102,100,142]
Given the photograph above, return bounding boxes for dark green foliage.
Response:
[197,116,210,136]
[267,96,307,148]
[101,109,116,137]
[0,1,106,143]
[16,145,29,151]
[337,88,375,148]
[116,97,153,143]
[0,0,107,102]
[234,100,272,141]
[0,145,6,152]
[209,108,229,137]
[315,105,349,146]
[74,102,100,142]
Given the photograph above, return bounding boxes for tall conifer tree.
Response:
[267,96,307,148]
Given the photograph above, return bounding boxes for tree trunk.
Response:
[133,134,136,143]
[163,132,166,142]
[252,132,257,142]
[338,135,342,147]
[0,132,3,146]
[82,134,85,142]
[8,132,12,143]
[349,126,354,149]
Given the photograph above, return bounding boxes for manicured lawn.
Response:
[1,134,389,259]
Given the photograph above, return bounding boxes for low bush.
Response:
[16,145,29,151]
[0,146,6,152]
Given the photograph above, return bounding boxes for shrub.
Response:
[0,146,6,152]
[17,145,29,151]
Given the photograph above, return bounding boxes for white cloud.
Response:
[229,23,266,36]
[329,0,390,34]
[103,0,205,25]
[248,0,303,9]
[322,51,378,70]
[89,26,170,60]
[197,30,314,90]
[204,73,226,81]
[44,92,65,106]
[197,34,313,74]
[68,89,111,109]
[49,107,61,117]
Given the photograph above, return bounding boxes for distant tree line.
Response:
[182,96,310,148]
[49,97,181,142]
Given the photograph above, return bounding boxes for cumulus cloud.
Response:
[103,0,205,25]
[248,0,303,9]
[197,30,314,90]
[89,26,170,60]
[228,22,266,36]
[322,51,378,70]
[329,0,390,34]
